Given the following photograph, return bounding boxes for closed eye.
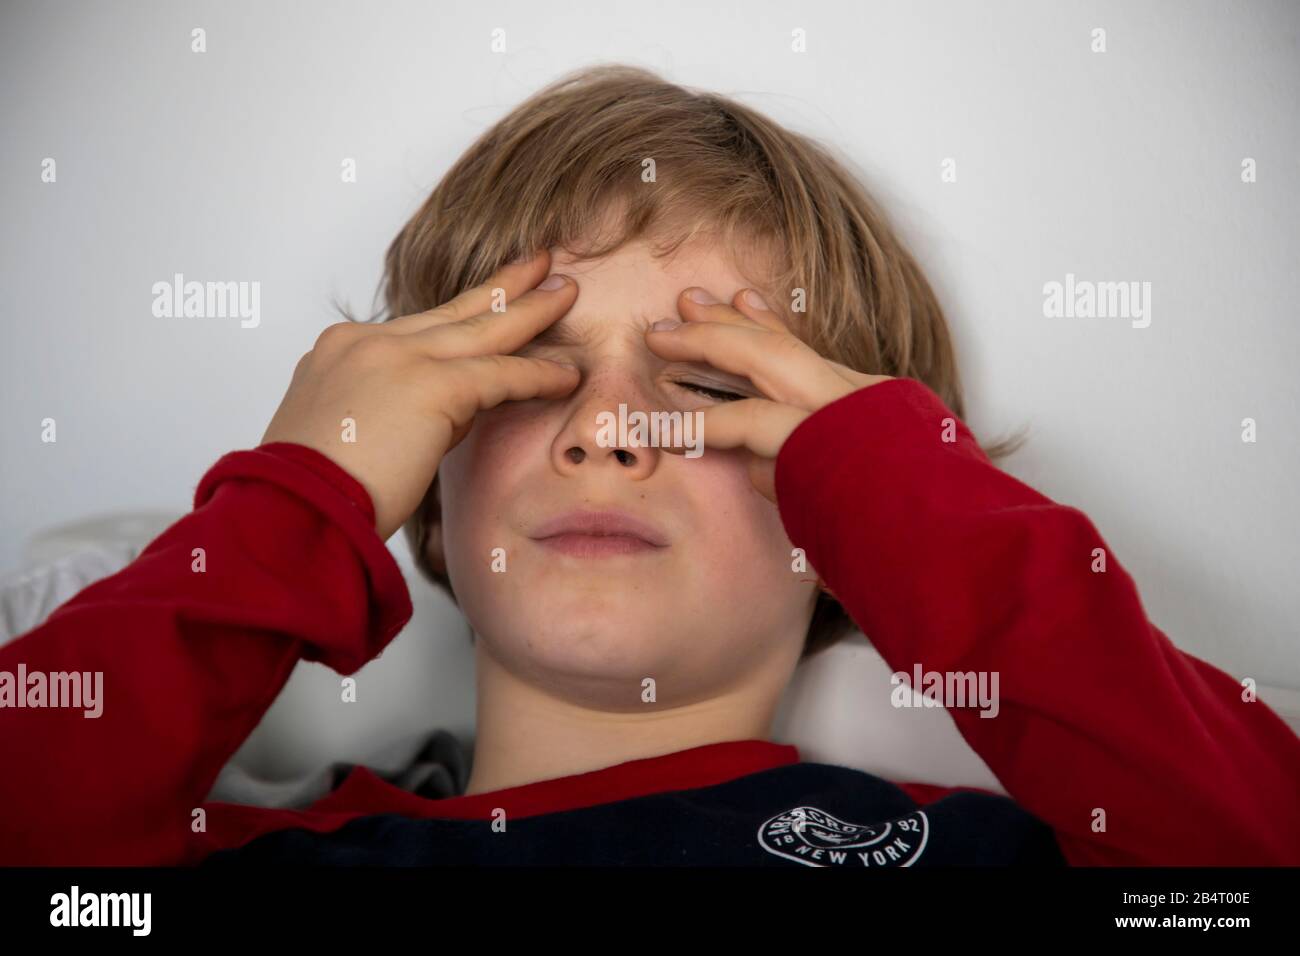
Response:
[674,381,747,402]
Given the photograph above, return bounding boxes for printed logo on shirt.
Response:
[757,805,929,867]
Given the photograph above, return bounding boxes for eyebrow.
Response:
[524,320,595,350]
[519,313,758,391]
[522,313,660,350]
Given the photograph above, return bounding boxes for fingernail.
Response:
[539,274,568,291]
[743,289,771,311]
[687,287,717,305]
[650,318,681,332]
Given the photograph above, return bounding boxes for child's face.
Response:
[432,237,817,707]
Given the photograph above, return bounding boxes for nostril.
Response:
[566,447,585,464]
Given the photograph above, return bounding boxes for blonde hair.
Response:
[354,63,1016,659]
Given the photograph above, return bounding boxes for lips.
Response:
[529,509,669,549]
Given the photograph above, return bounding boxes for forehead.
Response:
[549,235,753,292]
[532,235,778,347]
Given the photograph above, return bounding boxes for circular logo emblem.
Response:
[758,806,929,867]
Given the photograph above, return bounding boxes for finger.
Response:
[825,358,860,380]
[728,288,790,334]
[687,287,886,388]
[819,356,892,389]
[659,397,810,460]
[646,320,849,411]
[410,273,579,360]
[675,287,769,331]
[748,454,777,504]
[383,249,553,334]
[437,354,580,424]
[681,286,883,388]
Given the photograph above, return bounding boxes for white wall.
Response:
[2,0,1297,769]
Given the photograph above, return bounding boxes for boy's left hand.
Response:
[646,287,892,503]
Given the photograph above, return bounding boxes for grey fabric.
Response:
[206,728,470,809]
[0,542,143,645]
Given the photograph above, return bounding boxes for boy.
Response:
[1,65,1297,866]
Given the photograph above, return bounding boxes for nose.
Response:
[559,443,651,472]
[549,376,663,480]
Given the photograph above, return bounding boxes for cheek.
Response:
[685,452,801,596]
[437,409,543,574]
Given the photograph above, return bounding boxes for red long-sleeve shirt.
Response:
[1,378,1297,866]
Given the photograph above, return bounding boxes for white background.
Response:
[2,0,1297,772]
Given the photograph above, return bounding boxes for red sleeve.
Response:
[0,442,412,865]
[773,378,1300,866]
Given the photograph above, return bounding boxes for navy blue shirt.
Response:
[202,761,1065,866]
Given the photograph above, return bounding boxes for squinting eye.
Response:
[674,381,746,402]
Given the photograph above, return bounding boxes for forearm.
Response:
[774,379,1300,865]
[0,443,412,865]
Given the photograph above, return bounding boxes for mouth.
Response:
[529,509,669,558]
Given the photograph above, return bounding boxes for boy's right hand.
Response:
[261,250,580,541]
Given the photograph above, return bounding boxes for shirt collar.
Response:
[311,738,800,820]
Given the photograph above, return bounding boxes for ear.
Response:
[421,474,449,578]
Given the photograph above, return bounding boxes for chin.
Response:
[499,612,689,674]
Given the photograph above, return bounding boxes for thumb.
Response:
[748,454,777,504]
